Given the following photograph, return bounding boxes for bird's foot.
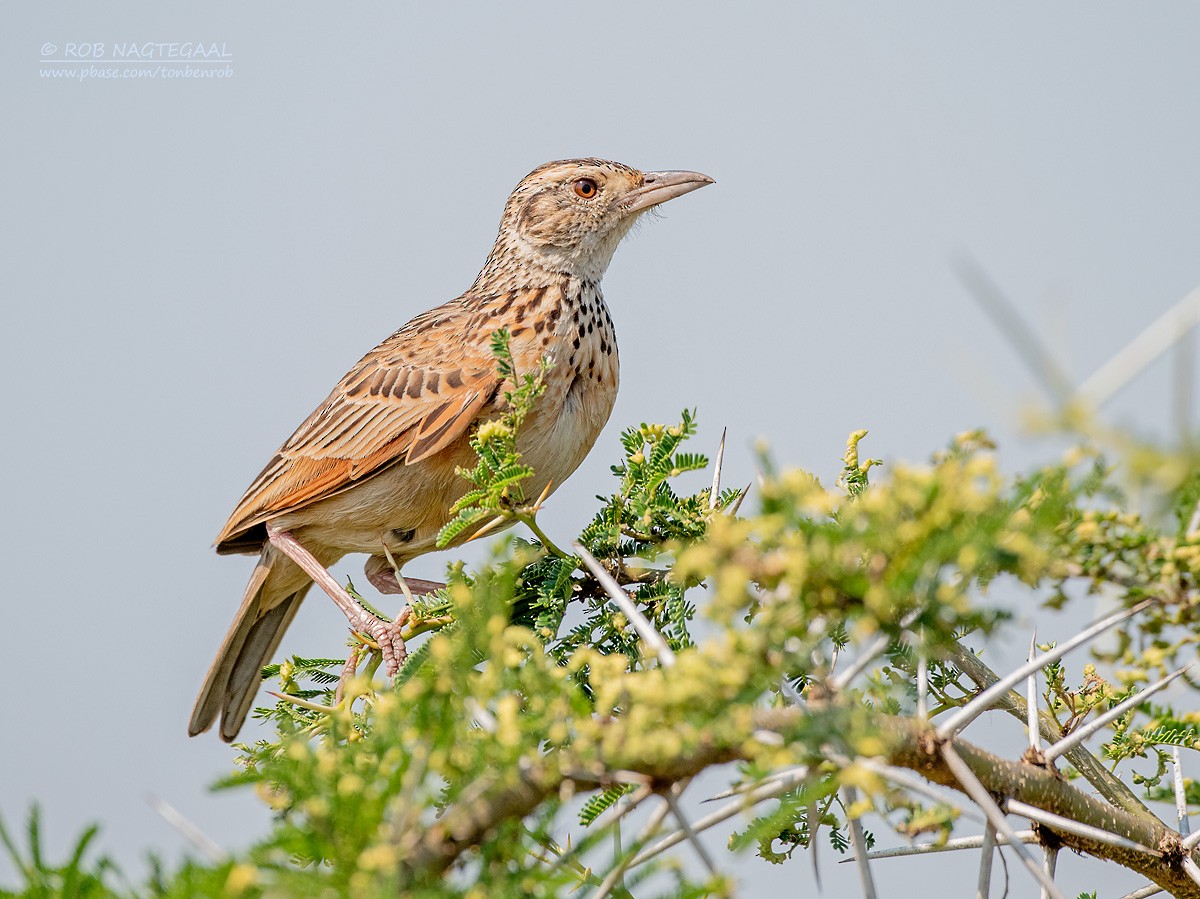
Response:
[356,605,411,677]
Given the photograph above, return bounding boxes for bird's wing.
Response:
[214,296,513,550]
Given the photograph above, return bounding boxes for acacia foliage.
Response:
[3,341,1199,897]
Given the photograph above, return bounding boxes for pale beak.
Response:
[622,170,715,213]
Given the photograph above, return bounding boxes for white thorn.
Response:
[145,794,225,864]
[1005,799,1162,857]
[1184,855,1200,888]
[1117,886,1165,899]
[1027,631,1041,752]
[1044,664,1191,762]
[917,652,929,721]
[843,787,877,899]
[664,788,719,876]
[938,602,1150,739]
[574,543,676,668]
[709,427,727,510]
[1040,844,1059,899]
[976,824,996,899]
[1174,746,1191,837]
[852,830,1037,861]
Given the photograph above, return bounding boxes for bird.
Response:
[189,158,713,741]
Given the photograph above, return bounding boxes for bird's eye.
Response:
[573,178,599,199]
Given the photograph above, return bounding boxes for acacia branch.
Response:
[396,700,1197,895]
[945,641,1158,823]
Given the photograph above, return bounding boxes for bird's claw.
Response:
[359,606,411,677]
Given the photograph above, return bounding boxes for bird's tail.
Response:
[189,544,311,742]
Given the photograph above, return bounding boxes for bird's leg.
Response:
[265,524,408,676]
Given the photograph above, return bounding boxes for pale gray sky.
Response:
[3,4,1198,895]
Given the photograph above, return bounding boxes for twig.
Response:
[575,543,676,667]
[1044,665,1191,762]
[1005,800,1161,857]
[937,602,1150,738]
[843,787,877,899]
[940,744,1066,899]
[516,511,572,559]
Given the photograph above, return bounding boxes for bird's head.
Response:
[475,158,713,288]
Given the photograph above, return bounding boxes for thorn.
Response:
[952,253,1073,404]
[664,789,719,876]
[1117,886,1165,899]
[1040,845,1059,899]
[465,697,496,733]
[1183,855,1200,888]
[1004,800,1161,857]
[1026,631,1042,754]
[843,787,877,899]
[976,823,996,899]
[145,795,224,864]
[466,514,508,543]
[574,543,676,668]
[853,757,984,823]
[1173,746,1191,838]
[728,483,751,516]
[849,829,1035,861]
[267,691,336,714]
[531,479,554,514]
[917,651,929,721]
[709,427,727,511]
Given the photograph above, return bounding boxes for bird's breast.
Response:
[516,281,619,487]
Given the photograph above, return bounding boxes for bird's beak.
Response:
[622,170,715,214]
